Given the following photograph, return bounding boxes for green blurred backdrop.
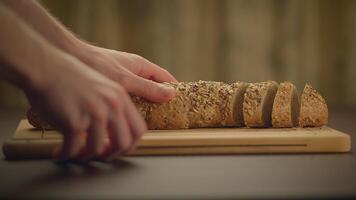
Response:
[1,0,356,108]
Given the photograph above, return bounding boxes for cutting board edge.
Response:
[3,119,351,159]
[2,139,351,160]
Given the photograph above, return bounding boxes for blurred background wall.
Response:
[1,0,356,108]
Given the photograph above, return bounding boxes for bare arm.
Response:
[2,0,177,102]
[0,1,59,90]
[2,0,84,57]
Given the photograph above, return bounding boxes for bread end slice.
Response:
[27,108,53,129]
[299,84,328,127]
[243,81,278,127]
[272,81,300,127]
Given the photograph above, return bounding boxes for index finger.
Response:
[143,61,178,83]
[127,57,177,83]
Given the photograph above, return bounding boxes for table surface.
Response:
[0,106,355,199]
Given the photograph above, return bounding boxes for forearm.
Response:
[0,3,68,91]
[1,0,87,57]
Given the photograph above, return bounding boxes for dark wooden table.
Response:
[0,106,355,199]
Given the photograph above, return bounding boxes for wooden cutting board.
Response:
[2,120,351,159]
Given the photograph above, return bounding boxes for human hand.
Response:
[0,2,175,161]
[76,45,177,102]
[25,51,147,161]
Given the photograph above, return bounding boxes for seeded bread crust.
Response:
[131,95,150,121]
[145,82,190,129]
[299,84,328,127]
[26,81,247,130]
[243,81,278,127]
[272,81,300,127]
[146,81,246,129]
[27,81,329,130]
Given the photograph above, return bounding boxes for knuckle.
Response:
[142,80,156,92]
[66,118,81,135]
[132,54,144,62]
[135,64,145,76]
[117,72,132,87]
[108,98,121,112]
[132,55,148,70]
[91,107,107,122]
[103,90,120,107]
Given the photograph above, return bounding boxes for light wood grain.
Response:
[2,120,351,159]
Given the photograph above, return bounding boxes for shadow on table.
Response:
[7,159,137,199]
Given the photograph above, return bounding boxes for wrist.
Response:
[17,42,69,94]
[71,42,99,67]
[61,36,89,58]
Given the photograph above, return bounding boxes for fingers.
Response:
[105,109,132,158]
[102,90,146,159]
[138,60,177,83]
[122,93,147,147]
[54,131,83,160]
[122,73,176,103]
[53,81,147,161]
[58,88,145,161]
[120,54,177,83]
[84,120,107,158]
[124,95,147,140]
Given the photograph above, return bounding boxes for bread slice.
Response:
[221,82,249,127]
[299,84,328,127]
[243,81,279,127]
[272,81,300,127]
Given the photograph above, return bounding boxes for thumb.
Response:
[122,74,176,102]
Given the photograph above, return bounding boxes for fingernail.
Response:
[160,84,176,97]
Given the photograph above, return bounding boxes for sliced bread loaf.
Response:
[299,84,328,127]
[26,81,247,130]
[27,81,329,130]
[272,81,299,127]
[243,81,279,127]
